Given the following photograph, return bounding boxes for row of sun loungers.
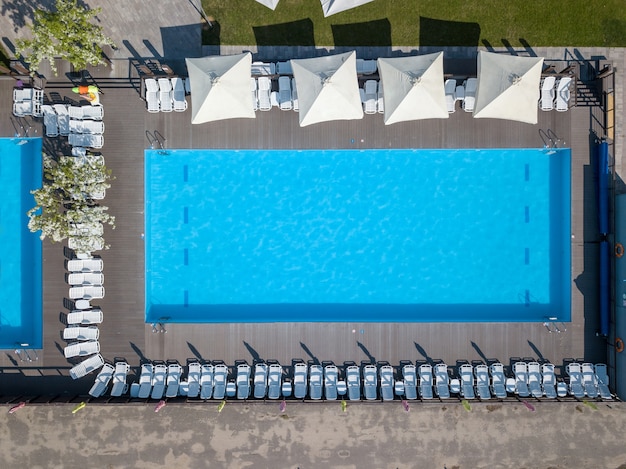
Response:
[273,59,377,76]
[145,77,188,113]
[540,76,573,111]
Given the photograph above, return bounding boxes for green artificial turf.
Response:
[201,0,625,47]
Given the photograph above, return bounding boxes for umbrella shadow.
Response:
[187,342,204,361]
[527,341,546,362]
[300,342,319,365]
[130,342,147,362]
[470,341,489,363]
[243,341,261,362]
[414,342,432,364]
[356,342,375,364]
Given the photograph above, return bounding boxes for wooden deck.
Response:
[0,57,607,395]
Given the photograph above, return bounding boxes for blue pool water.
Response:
[0,138,42,348]
[145,148,571,323]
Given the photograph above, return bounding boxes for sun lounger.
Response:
[276,61,292,75]
[145,78,160,112]
[82,104,104,120]
[566,363,585,398]
[309,365,323,400]
[324,365,338,400]
[527,362,542,398]
[363,80,377,114]
[346,365,361,401]
[171,77,188,112]
[110,361,130,397]
[88,363,114,397]
[356,59,377,75]
[291,77,299,112]
[250,78,258,111]
[200,364,214,399]
[236,364,251,399]
[402,364,418,400]
[278,76,292,111]
[64,340,100,358]
[513,362,530,397]
[594,364,612,399]
[70,119,105,134]
[419,364,433,399]
[165,363,182,398]
[137,363,154,398]
[293,362,308,399]
[63,325,99,341]
[67,272,104,286]
[251,61,275,76]
[555,77,572,112]
[582,363,598,398]
[13,101,32,116]
[151,363,167,399]
[187,362,201,398]
[489,363,507,398]
[540,363,557,399]
[257,77,272,111]
[13,88,34,102]
[463,78,477,112]
[68,133,104,149]
[445,79,456,113]
[42,104,58,137]
[435,364,451,399]
[69,222,104,237]
[69,285,105,300]
[66,309,103,325]
[213,364,228,400]
[540,76,556,111]
[270,91,279,107]
[68,236,104,254]
[267,364,282,399]
[52,104,70,135]
[254,362,268,399]
[363,365,377,400]
[380,365,394,401]
[158,78,173,112]
[377,82,384,114]
[70,353,104,379]
[459,364,475,399]
[66,258,104,273]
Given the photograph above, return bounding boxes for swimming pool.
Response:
[145,148,570,323]
[0,138,42,348]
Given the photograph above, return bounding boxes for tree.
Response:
[16,0,115,76]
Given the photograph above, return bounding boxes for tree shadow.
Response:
[356,342,375,364]
[419,17,480,48]
[331,18,392,50]
[187,342,204,361]
[243,341,260,362]
[300,342,319,365]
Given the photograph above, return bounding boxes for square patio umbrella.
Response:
[320,0,375,17]
[185,53,256,124]
[256,0,279,9]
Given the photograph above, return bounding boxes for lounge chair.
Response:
[137,363,154,398]
[69,286,105,300]
[145,78,160,112]
[42,104,58,137]
[250,78,258,111]
[165,363,182,398]
[69,353,104,379]
[293,362,308,399]
[402,364,418,400]
[291,77,299,112]
[257,77,272,111]
[69,221,104,237]
[88,363,114,397]
[187,362,201,398]
[171,77,188,112]
[82,104,104,120]
[67,272,104,286]
[66,309,103,325]
[151,364,167,399]
[444,79,456,113]
[309,365,323,400]
[69,105,84,120]
[435,364,450,399]
[594,364,612,399]
[541,363,557,399]
[324,365,338,400]
[213,364,228,400]
[68,133,104,149]
[236,363,251,399]
[527,362,542,398]
[63,325,99,341]
[74,299,91,309]
[13,88,34,102]
[270,91,279,108]
[555,77,573,112]
[251,61,275,75]
[380,365,394,401]
[513,362,530,397]
[463,78,477,112]
[363,365,377,400]
[419,364,434,399]
[459,364,475,399]
[566,363,585,398]
[253,362,268,399]
[66,258,104,273]
[200,364,214,399]
[356,59,377,75]
[13,101,32,117]
[474,364,491,399]
[540,76,556,111]
[68,237,104,254]
[489,363,508,398]
[64,340,100,358]
[377,82,384,114]
[363,80,378,114]
[69,119,105,134]
[53,104,70,135]
[267,364,282,400]
[346,365,361,401]
[277,61,292,75]
[110,361,130,397]
[278,76,292,111]
[582,363,598,398]
[158,78,173,112]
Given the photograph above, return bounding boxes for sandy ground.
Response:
[1,400,626,469]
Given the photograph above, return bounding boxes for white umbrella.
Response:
[255,0,279,10]
[291,51,363,127]
[185,53,256,124]
[377,52,448,125]
[473,51,544,124]
[320,0,375,17]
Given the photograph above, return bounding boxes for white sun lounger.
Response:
[42,104,58,137]
[474,364,491,399]
[582,363,598,398]
[267,364,282,399]
[236,364,251,399]
[69,285,105,300]
[278,76,292,111]
[435,364,451,399]
[158,78,173,112]
[67,309,102,325]
[171,77,188,112]
[67,272,104,286]
[555,77,572,112]
[68,221,104,236]
[69,119,104,134]
[363,79,378,114]
[527,362,542,398]
[419,364,433,399]
[251,61,275,76]
[459,364,475,399]
[13,88,34,102]
[53,104,70,136]
[380,365,394,401]
[293,362,308,399]
[445,79,457,113]
[566,363,585,398]
[88,363,114,397]
[110,361,130,397]
[513,362,530,397]
[356,59,377,75]
[541,363,557,399]
[489,363,508,398]
[145,78,160,112]
[137,363,154,398]
[63,325,99,341]
[540,76,556,111]
[165,363,182,398]
[186,362,201,398]
[66,258,104,272]
[291,77,299,112]
[402,364,418,400]
[463,78,477,112]
[213,364,228,400]
[68,133,104,149]
[346,365,361,401]
[151,364,167,399]
[82,104,104,120]
[377,82,384,113]
[68,236,104,253]
[200,364,214,399]
[250,78,258,111]
[324,365,338,400]
[257,77,272,111]
[70,353,104,379]
[277,61,293,75]
[363,365,377,400]
[254,362,268,399]
[309,365,323,400]
[64,340,100,358]
[594,364,612,399]
[13,101,32,117]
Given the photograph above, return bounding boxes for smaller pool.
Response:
[0,138,42,349]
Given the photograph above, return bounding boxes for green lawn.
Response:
[202,0,625,47]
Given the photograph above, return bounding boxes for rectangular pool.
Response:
[0,138,42,348]
[145,148,571,323]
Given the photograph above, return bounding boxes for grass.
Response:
[202,0,625,47]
